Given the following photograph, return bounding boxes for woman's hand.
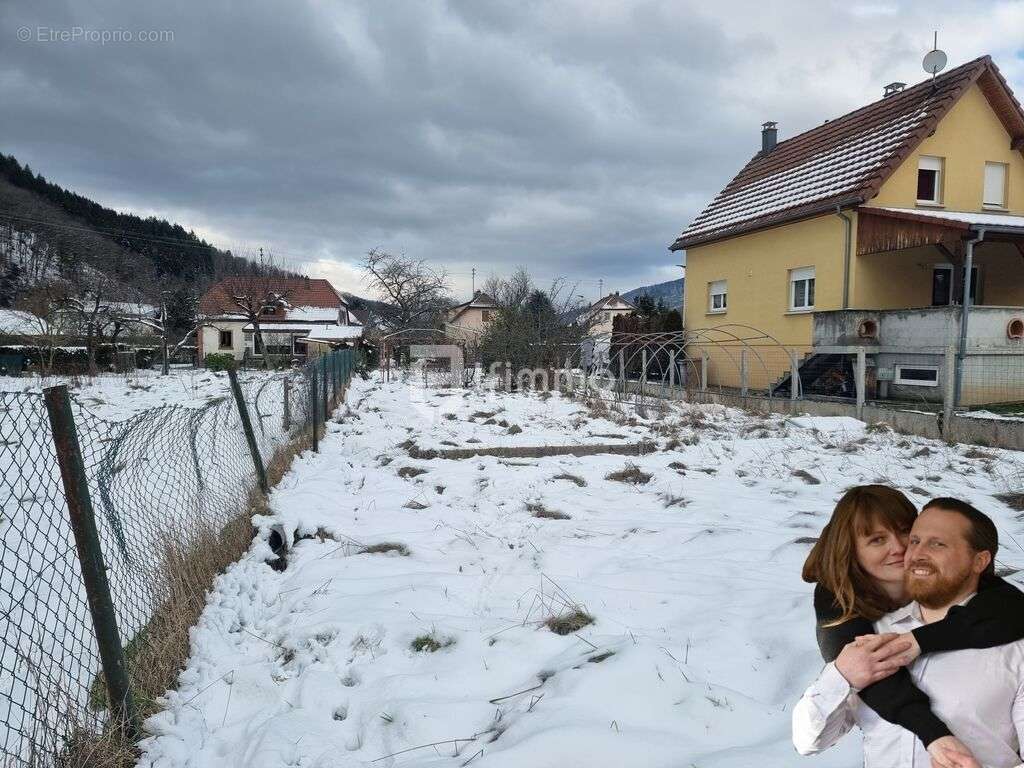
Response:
[834,633,913,689]
[927,736,979,768]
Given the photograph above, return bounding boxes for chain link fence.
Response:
[0,347,359,766]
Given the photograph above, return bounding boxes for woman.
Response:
[796,485,1024,766]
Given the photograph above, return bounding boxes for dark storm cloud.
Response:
[2,0,1022,297]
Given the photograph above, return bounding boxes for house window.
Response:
[603,312,611,322]
[218,330,233,349]
[260,306,276,316]
[708,280,727,313]
[481,310,491,322]
[894,365,939,387]
[917,156,943,205]
[789,267,815,311]
[983,162,1007,208]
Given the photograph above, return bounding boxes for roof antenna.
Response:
[923,31,947,92]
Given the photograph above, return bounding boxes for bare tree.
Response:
[11,287,66,376]
[478,268,592,384]
[217,254,292,369]
[109,283,201,375]
[361,248,451,333]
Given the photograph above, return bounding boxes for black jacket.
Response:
[814,575,1024,747]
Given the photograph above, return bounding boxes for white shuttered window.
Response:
[708,280,727,313]
[790,267,816,311]
[984,162,1007,207]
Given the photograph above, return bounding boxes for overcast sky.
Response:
[2,1,1022,300]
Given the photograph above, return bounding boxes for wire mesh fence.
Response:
[0,347,358,766]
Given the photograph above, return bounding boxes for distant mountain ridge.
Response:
[622,277,683,309]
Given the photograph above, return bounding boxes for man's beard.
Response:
[905,560,974,609]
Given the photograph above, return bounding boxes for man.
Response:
[792,498,1024,767]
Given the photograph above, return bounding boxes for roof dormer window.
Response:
[916,156,944,205]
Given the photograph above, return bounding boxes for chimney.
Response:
[761,122,778,153]
[883,82,906,98]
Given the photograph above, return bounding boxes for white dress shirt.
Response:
[792,595,1024,768]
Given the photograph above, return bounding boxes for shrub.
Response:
[203,352,235,371]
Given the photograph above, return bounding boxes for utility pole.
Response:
[598,278,603,300]
[471,267,476,294]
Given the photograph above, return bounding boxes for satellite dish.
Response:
[923,48,947,75]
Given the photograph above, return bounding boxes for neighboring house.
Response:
[446,291,498,341]
[587,292,636,336]
[671,55,1024,406]
[197,276,362,362]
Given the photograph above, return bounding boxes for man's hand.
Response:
[927,736,980,768]
[834,633,913,689]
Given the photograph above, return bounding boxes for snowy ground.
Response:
[0,366,270,421]
[138,375,1024,767]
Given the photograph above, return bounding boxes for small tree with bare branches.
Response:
[361,248,451,333]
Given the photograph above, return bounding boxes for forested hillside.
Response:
[0,153,295,308]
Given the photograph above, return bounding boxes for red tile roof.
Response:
[199,277,347,315]
[671,55,1024,251]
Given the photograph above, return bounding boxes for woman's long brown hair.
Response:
[802,485,917,625]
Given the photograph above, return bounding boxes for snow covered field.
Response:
[139,376,1024,767]
[0,366,265,421]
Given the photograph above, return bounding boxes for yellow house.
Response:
[672,55,1024,407]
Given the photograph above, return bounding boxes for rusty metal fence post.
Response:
[227,368,269,494]
[43,384,140,739]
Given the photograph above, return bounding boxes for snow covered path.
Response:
[138,377,1024,767]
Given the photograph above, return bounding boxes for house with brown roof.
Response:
[197,276,361,362]
[672,55,1024,407]
[445,291,498,341]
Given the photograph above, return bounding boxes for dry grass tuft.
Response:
[995,492,1024,511]
[51,726,140,768]
[359,542,410,556]
[550,473,587,487]
[403,500,429,510]
[545,609,594,635]
[76,502,257,766]
[659,492,689,509]
[410,632,454,653]
[507,424,523,435]
[791,469,821,485]
[605,464,652,485]
[527,502,571,520]
[963,447,996,460]
[397,466,427,479]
